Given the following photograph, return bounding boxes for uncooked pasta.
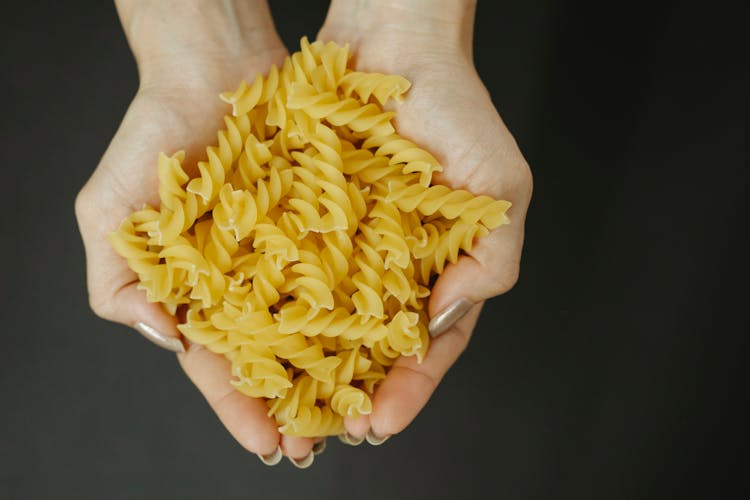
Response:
[109,37,511,437]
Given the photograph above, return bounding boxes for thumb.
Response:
[427,219,525,337]
[108,283,184,354]
[76,183,184,353]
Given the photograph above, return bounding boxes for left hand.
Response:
[318,0,533,444]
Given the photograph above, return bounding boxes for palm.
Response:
[83,48,288,316]
[76,46,327,459]
[317,25,532,438]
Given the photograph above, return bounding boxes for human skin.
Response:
[75,0,313,462]
[317,0,533,442]
[75,0,531,464]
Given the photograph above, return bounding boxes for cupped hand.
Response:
[317,0,533,443]
[75,0,317,464]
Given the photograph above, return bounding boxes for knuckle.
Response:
[488,261,520,296]
[87,292,115,321]
[508,155,533,194]
[517,158,533,190]
[74,184,94,223]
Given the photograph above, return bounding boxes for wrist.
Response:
[322,0,476,57]
[116,0,283,89]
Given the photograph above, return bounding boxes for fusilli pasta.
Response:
[109,37,511,437]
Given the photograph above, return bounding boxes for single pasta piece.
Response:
[109,37,511,437]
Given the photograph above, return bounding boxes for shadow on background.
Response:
[1,1,745,498]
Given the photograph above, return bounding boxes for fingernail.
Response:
[428,298,474,338]
[134,322,186,353]
[257,445,282,466]
[288,451,315,469]
[312,439,327,455]
[365,428,390,446]
[337,432,364,446]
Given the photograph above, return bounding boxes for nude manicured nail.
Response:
[365,428,390,446]
[257,445,282,466]
[312,439,327,455]
[288,451,315,469]
[428,298,474,338]
[337,432,364,446]
[134,322,185,353]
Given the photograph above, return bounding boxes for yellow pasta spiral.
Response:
[288,82,396,137]
[384,181,512,228]
[177,307,231,354]
[278,404,344,437]
[259,332,342,384]
[338,71,412,106]
[109,37,511,437]
[220,65,280,117]
[330,385,372,418]
[363,133,443,186]
[228,341,293,399]
[108,207,160,276]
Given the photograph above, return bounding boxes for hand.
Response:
[317,0,533,443]
[75,0,318,465]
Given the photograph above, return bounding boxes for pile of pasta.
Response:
[110,38,511,437]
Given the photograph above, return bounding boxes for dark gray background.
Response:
[2,1,747,498]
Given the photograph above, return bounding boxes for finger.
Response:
[76,183,184,352]
[428,211,525,336]
[82,245,185,354]
[343,414,371,440]
[347,216,521,438]
[177,345,280,456]
[280,435,315,460]
[116,284,185,353]
[367,304,482,438]
[312,437,327,455]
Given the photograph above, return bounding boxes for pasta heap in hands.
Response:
[110,38,511,437]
